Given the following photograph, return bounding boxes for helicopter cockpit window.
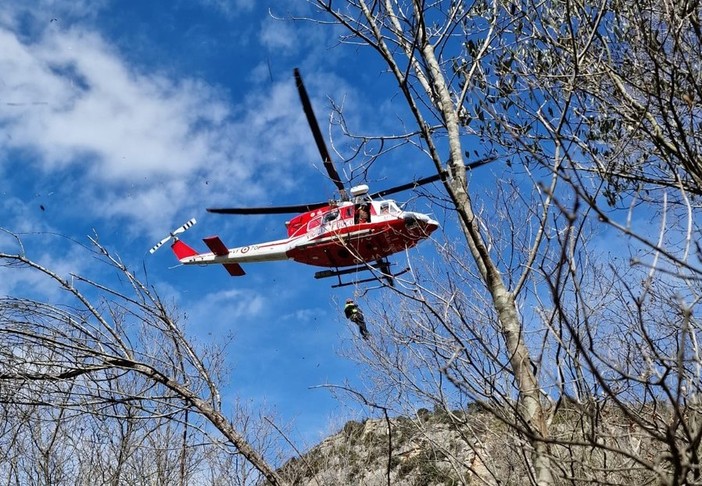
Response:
[323,209,339,223]
[307,215,322,231]
[379,201,400,215]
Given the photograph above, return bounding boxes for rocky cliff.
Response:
[275,409,498,485]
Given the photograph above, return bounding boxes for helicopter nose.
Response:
[404,214,422,228]
[403,213,438,232]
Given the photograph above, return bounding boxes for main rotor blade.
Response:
[207,201,327,215]
[294,68,347,199]
[208,157,498,215]
[369,156,497,198]
[368,174,443,199]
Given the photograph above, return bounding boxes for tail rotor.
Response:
[149,218,197,254]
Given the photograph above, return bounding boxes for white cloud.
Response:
[260,18,297,52]
[0,3,338,247]
[1,27,229,180]
[0,235,93,300]
[195,0,256,18]
[188,287,267,333]
[0,0,108,32]
[0,23,244,239]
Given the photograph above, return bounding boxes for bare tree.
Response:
[0,232,284,485]
[299,0,702,484]
[304,1,558,482]
[565,0,702,198]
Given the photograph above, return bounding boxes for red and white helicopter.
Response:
[150,70,488,286]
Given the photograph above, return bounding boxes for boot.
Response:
[359,324,370,340]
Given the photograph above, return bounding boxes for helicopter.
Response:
[151,69,490,287]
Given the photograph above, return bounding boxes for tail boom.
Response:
[172,236,245,277]
[171,235,294,277]
[204,236,245,276]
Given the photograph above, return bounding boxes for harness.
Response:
[345,303,359,318]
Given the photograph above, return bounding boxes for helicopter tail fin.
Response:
[203,236,246,277]
[172,240,198,260]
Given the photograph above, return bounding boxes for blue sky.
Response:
[0,0,448,450]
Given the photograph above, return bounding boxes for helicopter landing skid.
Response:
[314,259,409,288]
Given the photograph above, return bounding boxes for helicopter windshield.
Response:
[377,201,401,215]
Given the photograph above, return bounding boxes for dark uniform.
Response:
[356,205,370,223]
[344,299,370,340]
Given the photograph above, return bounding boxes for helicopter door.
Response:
[355,204,371,224]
